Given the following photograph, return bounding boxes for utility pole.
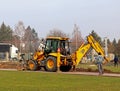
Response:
[74,24,78,50]
[104,37,108,57]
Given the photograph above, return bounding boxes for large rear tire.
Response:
[28,60,38,71]
[45,56,57,72]
[60,65,72,72]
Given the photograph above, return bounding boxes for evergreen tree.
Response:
[107,39,115,53]
[107,39,111,44]
[91,30,103,46]
[112,38,117,53]
[116,39,120,56]
[0,22,13,43]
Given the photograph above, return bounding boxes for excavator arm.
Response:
[72,43,91,65]
[72,34,109,66]
[87,35,109,63]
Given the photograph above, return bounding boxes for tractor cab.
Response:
[44,37,70,55]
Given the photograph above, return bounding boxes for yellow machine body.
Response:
[28,34,109,72]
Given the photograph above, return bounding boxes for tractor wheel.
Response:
[28,60,38,71]
[45,56,57,72]
[60,65,72,72]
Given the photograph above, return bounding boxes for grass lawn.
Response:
[0,70,120,91]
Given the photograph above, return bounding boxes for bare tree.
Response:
[23,26,39,53]
[47,28,68,37]
[12,35,20,48]
[70,24,84,52]
[14,21,25,39]
[14,21,25,53]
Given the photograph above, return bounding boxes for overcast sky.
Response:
[0,0,120,41]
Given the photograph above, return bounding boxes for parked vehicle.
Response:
[0,43,18,60]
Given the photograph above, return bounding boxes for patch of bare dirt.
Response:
[0,62,119,74]
[75,67,119,74]
[0,61,18,69]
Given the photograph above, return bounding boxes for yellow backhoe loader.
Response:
[27,34,109,72]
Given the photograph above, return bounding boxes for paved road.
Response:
[62,72,120,77]
[0,68,120,77]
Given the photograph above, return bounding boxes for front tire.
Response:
[28,60,38,71]
[45,56,57,72]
